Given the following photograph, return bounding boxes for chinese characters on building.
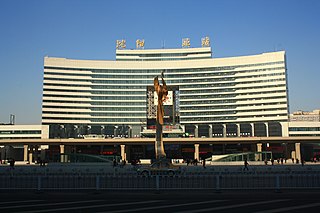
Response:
[116,40,126,49]
[182,38,191,48]
[136,39,145,49]
[201,36,210,47]
[116,37,210,49]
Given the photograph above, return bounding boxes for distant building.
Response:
[288,109,320,137]
[0,125,49,140]
[289,109,320,122]
[0,125,49,161]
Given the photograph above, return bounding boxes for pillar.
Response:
[194,125,199,138]
[223,124,227,137]
[194,144,199,161]
[28,145,33,164]
[236,124,241,137]
[251,123,255,137]
[265,122,269,137]
[113,126,118,137]
[208,125,213,138]
[295,143,301,162]
[23,145,28,162]
[256,143,262,161]
[128,126,132,138]
[120,144,126,161]
[60,144,65,163]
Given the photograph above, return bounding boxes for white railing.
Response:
[0,173,319,192]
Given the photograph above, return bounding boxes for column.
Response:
[194,125,199,138]
[194,144,200,161]
[114,126,118,138]
[251,123,255,137]
[128,126,132,138]
[28,145,33,164]
[60,144,65,163]
[208,125,213,138]
[295,143,301,162]
[120,144,126,161]
[23,145,28,162]
[265,122,269,137]
[256,143,262,161]
[236,124,241,137]
[223,124,226,137]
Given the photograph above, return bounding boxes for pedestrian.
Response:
[244,159,249,171]
[194,158,198,166]
[271,158,274,165]
[281,158,284,164]
[113,158,117,167]
[202,158,206,169]
[9,158,15,169]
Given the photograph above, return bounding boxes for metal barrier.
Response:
[0,174,320,191]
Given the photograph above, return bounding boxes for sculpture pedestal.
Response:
[155,122,166,159]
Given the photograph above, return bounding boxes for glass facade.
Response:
[42,47,288,138]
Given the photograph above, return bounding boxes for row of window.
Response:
[181,114,288,122]
[43,107,287,117]
[44,93,270,101]
[44,66,285,79]
[181,108,288,116]
[43,71,284,84]
[179,82,286,89]
[289,127,320,131]
[180,90,286,100]
[115,51,212,57]
[43,84,286,95]
[44,61,284,73]
[116,57,211,61]
[42,96,286,106]
[44,89,144,95]
[43,102,286,111]
[180,102,287,110]
[43,94,145,100]
[42,112,145,116]
[0,130,41,134]
[43,77,286,87]
[0,137,41,140]
[43,100,145,105]
[180,95,287,104]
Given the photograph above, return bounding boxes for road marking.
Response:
[97,200,227,213]
[0,200,103,210]
[254,202,320,213]
[21,200,162,213]
[0,200,43,205]
[175,199,289,213]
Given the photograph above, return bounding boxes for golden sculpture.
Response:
[154,71,168,159]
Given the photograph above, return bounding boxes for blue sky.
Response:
[0,0,319,124]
